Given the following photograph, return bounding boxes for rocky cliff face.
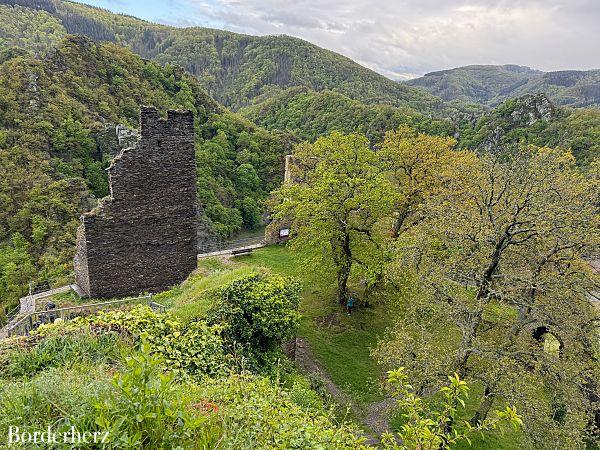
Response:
[507,93,556,126]
[481,94,557,152]
[459,93,561,153]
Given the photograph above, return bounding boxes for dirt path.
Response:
[293,337,396,442]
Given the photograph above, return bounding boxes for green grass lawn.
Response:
[236,245,393,403]
[160,245,530,448]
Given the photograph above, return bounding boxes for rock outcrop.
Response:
[479,93,558,153]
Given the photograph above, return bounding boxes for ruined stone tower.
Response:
[74,107,197,298]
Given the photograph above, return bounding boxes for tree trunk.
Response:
[454,235,507,375]
[391,206,409,239]
[335,232,352,304]
[470,386,494,425]
[453,309,483,378]
[337,265,350,304]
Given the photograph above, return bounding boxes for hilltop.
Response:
[406,64,600,108]
[0,0,445,112]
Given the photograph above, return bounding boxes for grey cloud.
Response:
[185,0,600,79]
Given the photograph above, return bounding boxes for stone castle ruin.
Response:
[265,155,296,245]
[74,107,198,298]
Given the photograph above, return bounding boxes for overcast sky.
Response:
[74,0,600,80]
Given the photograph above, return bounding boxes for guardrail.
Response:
[6,294,153,337]
[198,236,265,254]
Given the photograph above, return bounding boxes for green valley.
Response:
[0,1,598,449]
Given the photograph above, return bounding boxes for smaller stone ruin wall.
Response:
[265,155,296,245]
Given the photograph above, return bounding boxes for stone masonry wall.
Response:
[265,155,295,245]
[74,107,197,298]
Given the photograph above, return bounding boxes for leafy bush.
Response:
[151,320,230,378]
[381,368,522,450]
[35,306,229,378]
[207,273,301,359]
[190,373,368,449]
[0,355,366,449]
[0,351,221,449]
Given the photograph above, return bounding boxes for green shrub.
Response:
[285,373,326,411]
[34,306,229,378]
[190,373,368,449]
[206,273,302,360]
[0,357,366,449]
[0,350,222,449]
[148,320,230,378]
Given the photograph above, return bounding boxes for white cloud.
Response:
[183,0,600,79]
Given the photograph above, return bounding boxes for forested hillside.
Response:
[4,0,598,159]
[0,0,445,112]
[239,86,461,143]
[406,64,600,108]
[241,86,600,166]
[0,35,290,313]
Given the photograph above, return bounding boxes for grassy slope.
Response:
[157,245,529,448]
[236,245,390,403]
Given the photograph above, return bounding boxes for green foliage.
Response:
[36,306,230,378]
[192,373,369,449]
[0,367,114,443]
[0,360,366,449]
[0,4,66,55]
[0,143,84,311]
[0,330,125,378]
[94,344,220,449]
[374,145,600,448]
[241,86,455,143]
[207,273,301,362]
[533,107,600,166]
[165,265,258,323]
[267,127,598,447]
[0,300,366,449]
[195,110,287,237]
[381,368,522,450]
[273,131,395,302]
[284,372,326,411]
[0,233,36,315]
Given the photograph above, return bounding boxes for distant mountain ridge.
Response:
[0,0,445,113]
[406,64,600,108]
